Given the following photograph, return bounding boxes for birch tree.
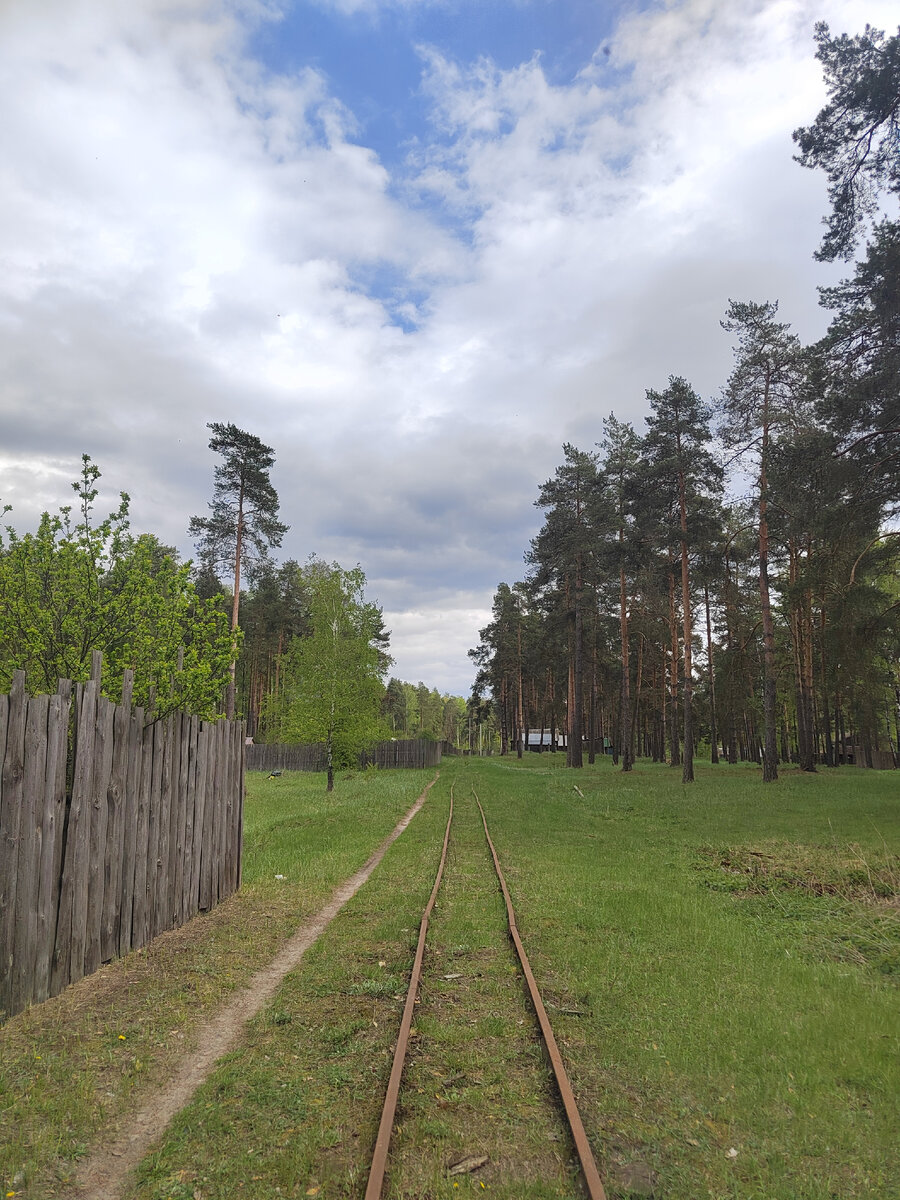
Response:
[276,561,389,791]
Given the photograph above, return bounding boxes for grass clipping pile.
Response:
[698,840,900,978]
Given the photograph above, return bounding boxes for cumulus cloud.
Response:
[1,0,894,693]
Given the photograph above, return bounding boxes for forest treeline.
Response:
[0,458,466,779]
[469,22,900,779]
[0,480,466,765]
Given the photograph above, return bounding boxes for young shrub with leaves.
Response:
[0,456,233,718]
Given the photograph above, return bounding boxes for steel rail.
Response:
[363,785,455,1200]
[473,790,608,1200]
[364,783,606,1200]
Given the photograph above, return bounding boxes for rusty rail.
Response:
[474,790,607,1200]
[364,787,455,1200]
[364,784,607,1200]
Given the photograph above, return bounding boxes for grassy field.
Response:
[460,757,899,1199]
[1,757,898,1199]
[0,769,431,1198]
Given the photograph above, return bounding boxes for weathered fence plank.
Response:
[216,721,229,906]
[0,673,27,1017]
[118,706,142,959]
[198,721,216,912]
[154,715,173,937]
[190,720,210,919]
[146,719,165,941]
[102,689,130,963]
[33,690,69,1004]
[85,697,115,977]
[232,722,245,893]
[235,725,244,892]
[12,694,49,1012]
[171,712,188,928]
[70,680,99,987]
[130,714,153,953]
[181,716,199,923]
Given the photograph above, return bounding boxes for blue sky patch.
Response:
[247,1,627,166]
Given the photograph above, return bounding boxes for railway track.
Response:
[364,783,607,1200]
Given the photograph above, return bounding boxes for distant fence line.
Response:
[246,738,442,773]
[244,743,327,773]
[0,656,244,1022]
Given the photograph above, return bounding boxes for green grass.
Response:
[2,758,898,1199]
[126,776,581,1200]
[462,756,899,1199]
[0,768,432,1197]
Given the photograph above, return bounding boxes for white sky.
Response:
[1,0,894,695]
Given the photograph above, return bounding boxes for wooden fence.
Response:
[0,659,244,1021]
[246,738,442,773]
[363,739,443,769]
[244,742,327,773]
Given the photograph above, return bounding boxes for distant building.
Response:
[525,729,566,750]
[525,729,613,754]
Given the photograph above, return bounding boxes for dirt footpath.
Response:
[70,776,438,1200]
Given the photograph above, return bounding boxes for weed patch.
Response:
[697,840,900,978]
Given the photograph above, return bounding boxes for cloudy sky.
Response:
[0,0,893,695]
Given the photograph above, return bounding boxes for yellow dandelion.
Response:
[118,1035,126,1040]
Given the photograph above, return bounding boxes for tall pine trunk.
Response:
[678,467,694,783]
[758,409,778,782]
[226,483,245,721]
[704,583,719,763]
[516,623,525,758]
[667,560,681,767]
[619,558,633,771]
[567,566,584,768]
[569,603,584,768]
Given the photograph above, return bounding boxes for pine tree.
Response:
[528,446,600,769]
[469,583,529,756]
[720,301,803,782]
[792,22,900,262]
[597,415,643,772]
[643,377,723,783]
[815,222,900,506]
[189,423,288,719]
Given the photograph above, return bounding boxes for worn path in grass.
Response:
[124,766,591,1200]
[69,774,438,1200]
